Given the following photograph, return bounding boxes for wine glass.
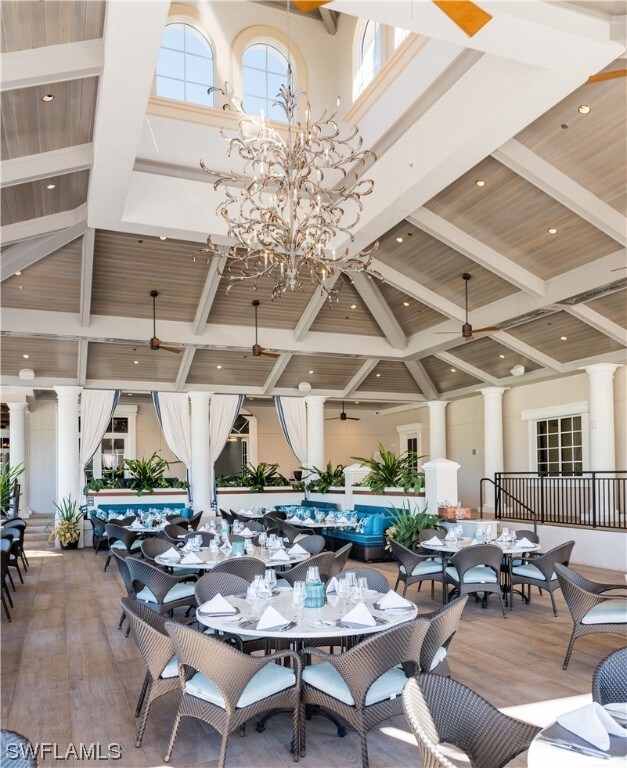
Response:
[345,571,357,589]
[265,568,277,593]
[357,576,369,595]
[291,581,306,622]
[337,577,350,611]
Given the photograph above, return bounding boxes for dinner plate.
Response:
[373,601,413,611]
[198,606,240,617]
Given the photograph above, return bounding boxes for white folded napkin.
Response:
[424,536,444,547]
[199,594,236,615]
[558,701,627,751]
[377,590,413,610]
[341,602,376,627]
[444,531,455,541]
[516,537,536,549]
[130,520,143,529]
[158,521,168,529]
[326,576,339,594]
[289,543,308,556]
[287,517,300,523]
[337,515,349,523]
[270,548,291,562]
[180,552,203,564]
[257,605,290,631]
[240,527,253,536]
[162,547,181,561]
[220,541,232,551]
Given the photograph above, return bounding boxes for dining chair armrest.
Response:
[594,584,626,595]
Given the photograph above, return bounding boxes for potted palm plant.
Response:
[0,462,25,515]
[47,495,83,549]
[352,444,425,494]
[300,462,346,493]
[385,501,443,551]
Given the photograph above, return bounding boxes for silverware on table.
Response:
[537,735,611,759]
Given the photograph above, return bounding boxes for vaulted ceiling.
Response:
[1,0,625,407]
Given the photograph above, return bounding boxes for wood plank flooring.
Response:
[1,544,625,767]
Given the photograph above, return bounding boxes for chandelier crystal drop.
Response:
[196,69,379,301]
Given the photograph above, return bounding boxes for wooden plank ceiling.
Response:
[586,288,627,328]
[311,280,383,336]
[447,336,542,378]
[0,1,106,52]
[86,342,181,383]
[377,280,448,335]
[187,348,275,387]
[0,335,78,378]
[1,170,89,225]
[421,355,482,392]
[277,355,363,390]
[357,361,420,394]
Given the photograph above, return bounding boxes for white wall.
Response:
[28,400,57,516]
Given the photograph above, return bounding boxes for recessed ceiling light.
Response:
[547,227,558,235]
[403,301,410,307]
[395,236,403,243]
[22,354,29,359]
[499,354,505,359]
[46,183,56,190]
[216,365,222,369]
[450,368,456,373]
[578,104,591,115]
[42,94,54,102]
[159,236,167,241]
[133,360,139,365]
[308,370,314,374]
[475,179,486,188]
[350,304,357,309]
[560,336,568,341]
[14,271,21,276]
[127,393,133,397]
[375,373,381,378]
[354,401,359,404]
[18,285,23,290]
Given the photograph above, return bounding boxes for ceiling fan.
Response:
[148,290,182,354]
[249,299,280,359]
[438,273,499,342]
[326,401,360,422]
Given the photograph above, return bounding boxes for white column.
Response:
[305,396,326,473]
[7,401,27,515]
[426,401,448,460]
[480,387,507,512]
[189,392,211,517]
[583,363,621,471]
[54,386,83,546]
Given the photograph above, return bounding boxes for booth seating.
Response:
[322,505,395,563]
[90,503,193,521]
[275,499,339,514]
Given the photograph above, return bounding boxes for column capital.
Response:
[304,395,327,407]
[6,401,28,412]
[54,385,82,400]
[426,400,449,410]
[581,363,622,380]
[479,386,507,400]
[188,391,213,403]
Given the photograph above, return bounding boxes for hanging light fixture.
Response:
[194,1,379,301]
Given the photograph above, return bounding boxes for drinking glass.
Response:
[291,581,306,621]
[337,577,350,610]
[256,579,271,602]
[258,531,267,548]
[345,571,357,589]
[265,568,277,592]
[351,583,364,605]
[357,576,369,595]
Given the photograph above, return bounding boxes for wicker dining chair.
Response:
[0,530,24,585]
[418,596,468,675]
[277,520,302,544]
[554,563,627,669]
[292,534,325,555]
[219,509,235,525]
[2,519,28,570]
[112,550,135,633]
[389,539,446,602]
[329,543,353,578]
[343,567,390,594]
[281,552,335,588]
[121,596,182,747]
[163,621,302,767]
[88,512,108,553]
[402,674,540,768]
[509,540,574,615]
[183,531,217,548]
[188,511,203,531]
[210,557,267,583]
[419,529,445,547]
[128,556,197,617]
[264,509,287,523]
[444,544,506,617]
[237,520,265,532]
[1,543,13,621]
[301,618,429,767]
[592,647,627,705]
[104,523,142,571]
[141,537,176,564]
[163,524,190,544]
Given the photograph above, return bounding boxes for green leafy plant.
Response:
[0,462,25,515]
[216,474,248,489]
[241,462,289,492]
[83,475,120,495]
[123,452,188,496]
[384,501,443,551]
[46,495,83,547]
[351,444,425,493]
[300,462,346,493]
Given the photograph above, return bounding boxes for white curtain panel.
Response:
[275,396,307,464]
[153,392,192,468]
[79,389,119,468]
[209,394,244,504]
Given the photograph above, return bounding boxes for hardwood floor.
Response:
[1,544,625,767]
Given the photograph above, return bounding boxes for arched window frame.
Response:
[241,40,294,122]
[352,19,413,101]
[155,19,216,108]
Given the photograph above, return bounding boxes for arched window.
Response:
[242,42,291,121]
[394,26,410,48]
[355,21,381,96]
[156,22,214,107]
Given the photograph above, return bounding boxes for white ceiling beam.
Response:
[175,348,196,391]
[272,387,426,403]
[1,205,88,246]
[293,275,340,340]
[563,304,627,346]
[192,255,228,335]
[77,340,89,386]
[79,229,95,327]
[320,7,338,35]
[435,351,501,386]
[404,360,439,400]
[372,260,466,323]
[343,359,379,397]
[493,140,627,247]
[0,144,93,188]
[0,39,104,91]
[491,330,565,372]
[0,218,88,281]
[408,208,546,297]
[351,273,407,350]
[263,353,292,394]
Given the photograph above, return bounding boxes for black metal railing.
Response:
[482,471,627,529]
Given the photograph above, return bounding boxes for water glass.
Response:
[351,583,364,605]
[291,581,306,620]
[265,568,277,591]
[337,577,350,609]
[345,571,357,589]
[357,576,369,594]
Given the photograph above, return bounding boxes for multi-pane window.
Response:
[156,22,214,107]
[84,417,129,481]
[536,415,583,475]
[407,436,419,471]
[242,42,291,121]
[355,21,382,96]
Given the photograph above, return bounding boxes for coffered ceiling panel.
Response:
[377,221,517,308]
[87,342,181,382]
[208,274,317,330]
[516,59,627,215]
[507,310,625,363]
[1,77,99,159]
[91,231,210,323]
[1,170,89,225]
[0,335,77,378]
[187,348,274,387]
[310,281,383,336]
[447,336,542,378]
[421,356,482,393]
[1,236,82,312]
[586,288,627,329]
[376,280,448,335]
[424,157,622,278]
[357,360,421,394]
[1,1,106,52]
[277,355,363,390]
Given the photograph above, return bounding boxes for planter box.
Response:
[438,506,472,521]
[216,488,302,512]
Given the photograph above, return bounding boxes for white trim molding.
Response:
[520,401,589,422]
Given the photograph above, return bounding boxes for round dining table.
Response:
[155,547,311,571]
[420,538,541,557]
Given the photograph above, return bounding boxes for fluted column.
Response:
[480,387,506,511]
[305,396,326,473]
[583,363,621,471]
[426,400,448,459]
[7,401,27,515]
[188,392,211,516]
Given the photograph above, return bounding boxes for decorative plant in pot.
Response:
[123,452,188,496]
[241,462,289,492]
[300,462,346,493]
[47,495,83,549]
[385,501,444,551]
[0,462,25,515]
[351,444,425,493]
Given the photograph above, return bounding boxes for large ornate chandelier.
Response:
[196,10,379,300]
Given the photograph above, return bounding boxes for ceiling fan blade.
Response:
[472,326,500,334]
[431,0,492,36]
[587,69,627,85]
[292,0,329,10]
[325,417,341,421]
[346,417,361,421]
[435,331,462,335]
[260,349,280,359]
[159,345,183,354]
